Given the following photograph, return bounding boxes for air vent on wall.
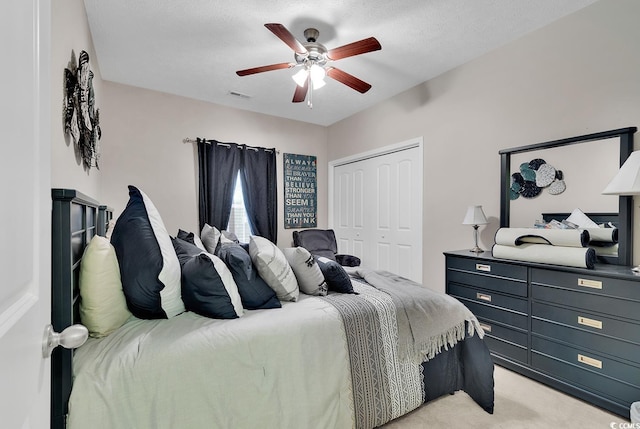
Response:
[228,90,252,99]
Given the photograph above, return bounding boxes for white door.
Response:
[331,140,423,282]
[0,1,51,428]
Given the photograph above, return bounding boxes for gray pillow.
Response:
[217,243,281,309]
[200,223,221,254]
[249,236,299,301]
[283,247,328,296]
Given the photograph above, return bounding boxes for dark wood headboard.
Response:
[51,189,112,429]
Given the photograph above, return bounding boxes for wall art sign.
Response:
[284,153,317,229]
[64,50,101,170]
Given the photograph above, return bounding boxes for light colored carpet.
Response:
[380,365,628,428]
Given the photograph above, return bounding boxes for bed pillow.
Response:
[315,256,356,294]
[283,247,328,296]
[79,235,132,337]
[249,235,299,302]
[177,228,206,251]
[110,185,184,319]
[172,237,244,319]
[200,223,221,254]
[217,243,281,309]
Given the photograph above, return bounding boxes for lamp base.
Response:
[469,246,484,253]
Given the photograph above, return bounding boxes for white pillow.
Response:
[201,223,221,254]
[140,189,184,318]
[249,236,299,301]
[283,247,328,296]
[79,235,132,337]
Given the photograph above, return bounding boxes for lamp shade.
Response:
[292,68,308,87]
[462,205,488,225]
[602,151,640,195]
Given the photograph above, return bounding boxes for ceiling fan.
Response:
[236,23,381,107]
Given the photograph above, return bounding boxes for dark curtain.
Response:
[197,139,241,231]
[240,145,278,243]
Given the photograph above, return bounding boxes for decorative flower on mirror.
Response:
[509,158,565,200]
[64,50,101,170]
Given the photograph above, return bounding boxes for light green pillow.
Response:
[79,235,131,337]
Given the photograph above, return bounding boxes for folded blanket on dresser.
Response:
[492,243,596,269]
[494,227,590,247]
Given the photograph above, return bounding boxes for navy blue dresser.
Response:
[445,250,640,419]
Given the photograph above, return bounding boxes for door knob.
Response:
[42,324,88,358]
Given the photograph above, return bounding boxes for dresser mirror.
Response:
[499,127,636,265]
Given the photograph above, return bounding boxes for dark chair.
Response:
[292,229,361,267]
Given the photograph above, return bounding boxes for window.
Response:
[227,172,252,242]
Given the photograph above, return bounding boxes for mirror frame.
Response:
[499,127,637,266]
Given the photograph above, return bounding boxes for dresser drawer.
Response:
[532,337,640,404]
[446,257,528,298]
[531,317,640,364]
[532,301,640,346]
[457,298,528,330]
[484,335,528,364]
[532,283,640,322]
[476,317,528,348]
[448,283,528,313]
[532,269,640,307]
[447,256,527,279]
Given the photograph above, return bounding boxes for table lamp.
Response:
[463,205,489,253]
[602,150,640,271]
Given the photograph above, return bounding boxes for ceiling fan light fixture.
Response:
[309,64,326,82]
[310,64,326,89]
[312,78,325,90]
[292,68,308,87]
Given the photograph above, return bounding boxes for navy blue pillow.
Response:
[110,186,184,319]
[217,243,281,310]
[177,229,197,245]
[172,238,244,319]
[315,256,356,294]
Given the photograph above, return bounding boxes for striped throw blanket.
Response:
[322,269,483,429]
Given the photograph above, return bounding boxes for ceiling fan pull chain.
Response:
[307,74,313,109]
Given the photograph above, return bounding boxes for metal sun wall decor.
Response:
[509,158,565,200]
[64,50,101,170]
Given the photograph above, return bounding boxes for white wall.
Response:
[99,82,328,248]
[327,0,640,292]
[51,0,640,294]
[51,0,102,198]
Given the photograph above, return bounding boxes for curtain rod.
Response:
[182,138,279,154]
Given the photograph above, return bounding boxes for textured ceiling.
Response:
[83,0,598,126]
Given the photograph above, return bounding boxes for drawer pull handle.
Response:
[478,323,492,333]
[475,264,491,272]
[578,354,602,369]
[476,293,492,302]
[578,316,603,330]
[577,278,602,289]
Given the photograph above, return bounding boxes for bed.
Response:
[51,188,494,429]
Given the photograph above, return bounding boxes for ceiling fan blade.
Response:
[265,23,308,55]
[326,67,372,93]
[236,62,294,76]
[327,37,381,61]
[292,80,309,103]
